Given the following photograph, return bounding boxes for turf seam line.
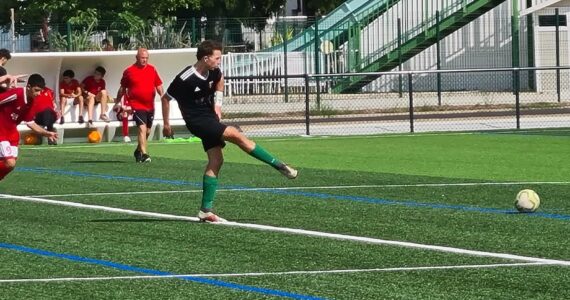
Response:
[28,180,570,198]
[0,262,551,284]
[2,193,570,266]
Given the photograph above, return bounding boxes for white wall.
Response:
[6,48,197,101]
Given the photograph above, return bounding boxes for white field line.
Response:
[2,193,570,266]
[28,181,570,198]
[0,262,552,284]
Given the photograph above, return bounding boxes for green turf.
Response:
[1,131,569,299]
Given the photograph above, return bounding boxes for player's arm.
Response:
[115,86,126,107]
[60,88,70,98]
[26,121,57,142]
[214,75,224,120]
[156,85,165,98]
[73,85,82,98]
[0,74,27,88]
[161,93,173,138]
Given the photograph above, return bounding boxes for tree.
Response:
[0,0,201,30]
[304,0,345,17]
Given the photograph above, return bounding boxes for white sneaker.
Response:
[198,211,227,223]
[123,136,131,143]
[278,163,298,179]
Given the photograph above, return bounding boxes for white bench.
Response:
[17,100,191,145]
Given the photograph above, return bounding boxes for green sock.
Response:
[249,144,282,169]
[201,175,218,211]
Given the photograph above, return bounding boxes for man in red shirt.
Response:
[82,66,111,126]
[59,69,84,124]
[115,48,164,163]
[0,71,57,182]
[29,74,59,145]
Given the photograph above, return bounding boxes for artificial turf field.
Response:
[1,130,569,299]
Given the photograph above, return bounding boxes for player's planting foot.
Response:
[133,149,142,162]
[198,211,227,223]
[140,153,151,163]
[278,163,298,179]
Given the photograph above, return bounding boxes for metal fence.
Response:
[222,66,570,137]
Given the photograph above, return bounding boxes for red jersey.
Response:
[0,88,33,144]
[82,76,106,95]
[120,64,162,111]
[60,79,80,96]
[30,87,56,117]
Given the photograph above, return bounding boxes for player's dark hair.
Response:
[0,66,6,77]
[27,73,46,88]
[0,48,11,60]
[95,66,106,76]
[196,40,222,60]
[62,69,75,78]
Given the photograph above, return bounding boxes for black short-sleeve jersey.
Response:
[166,66,222,118]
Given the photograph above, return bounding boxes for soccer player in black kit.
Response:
[161,40,298,223]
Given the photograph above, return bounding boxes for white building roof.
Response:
[521,0,570,16]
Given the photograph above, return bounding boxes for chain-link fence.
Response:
[222,67,570,137]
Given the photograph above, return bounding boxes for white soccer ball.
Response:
[515,189,540,213]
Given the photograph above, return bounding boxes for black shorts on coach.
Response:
[133,110,154,128]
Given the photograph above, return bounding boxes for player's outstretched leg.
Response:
[223,126,298,179]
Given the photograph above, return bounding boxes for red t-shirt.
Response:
[60,79,80,96]
[0,88,33,145]
[82,76,106,95]
[30,87,56,116]
[120,64,162,111]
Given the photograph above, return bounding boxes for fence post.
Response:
[191,18,197,46]
[10,8,15,53]
[398,18,403,98]
[514,69,521,129]
[408,72,414,133]
[436,10,442,106]
[511,0,520,94]
[555,9,561,102]
[304,74,311,136]
[66,22,72,52]
[314,18,321,110]
[283,13,289,103]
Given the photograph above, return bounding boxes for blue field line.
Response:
[17,167,202,187]
[0,243,324,300]
[18,167,570,221]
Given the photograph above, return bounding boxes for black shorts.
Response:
[184,115,227,151]
[133,109,154,128]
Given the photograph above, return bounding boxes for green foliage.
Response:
[125,21,192,50]
[48,21,100,51]
[310,102,338,117]
[270,25,294,46]
[305,0,345,16]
